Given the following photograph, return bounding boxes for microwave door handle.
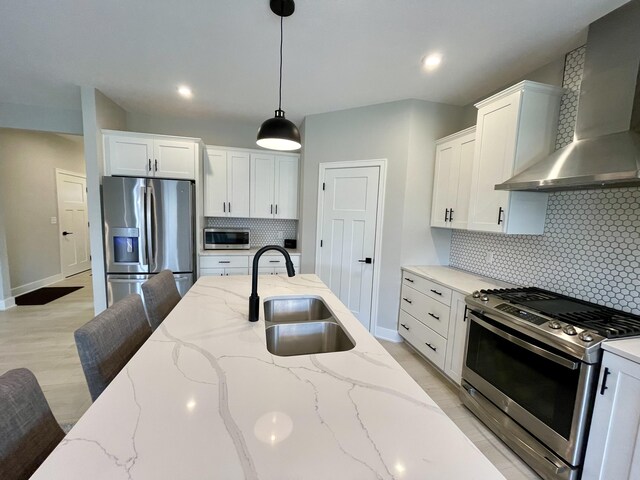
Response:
[469,313,579,370]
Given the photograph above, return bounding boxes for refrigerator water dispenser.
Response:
[112,228,140,263]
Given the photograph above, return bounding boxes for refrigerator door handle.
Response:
[146,183,155,271]
[140,186,148,266]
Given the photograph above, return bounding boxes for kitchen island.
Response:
[32,274,504,479]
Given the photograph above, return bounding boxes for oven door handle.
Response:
[470,313,579,370]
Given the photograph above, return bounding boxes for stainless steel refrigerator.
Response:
[102,176,195,306]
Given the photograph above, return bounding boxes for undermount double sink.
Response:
[263,296,355,357]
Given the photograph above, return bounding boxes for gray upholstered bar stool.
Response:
[0,368,65,480]
[141,270,181,331]
[74,294,152,402]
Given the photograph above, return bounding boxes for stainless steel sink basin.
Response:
[265,321,355,357]
[264,296,334,324]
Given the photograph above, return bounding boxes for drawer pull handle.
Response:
[218,261,231,264]
[402,297,412,304]
[404,277,414,283]
[400,323,410,331]
[428,313,440,320]
[269,260,280,263]
[425,343,437,352]
[430,289,442,296]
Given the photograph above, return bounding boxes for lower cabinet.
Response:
[583,350,640,480]
[397,269,470,385]
[201,267,249,276]
[199,253,300,277]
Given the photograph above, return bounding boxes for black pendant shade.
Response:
[257,0,301,151]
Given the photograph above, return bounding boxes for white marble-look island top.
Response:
[33,274,504,480]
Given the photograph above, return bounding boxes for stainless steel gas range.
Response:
[461,287,640,480]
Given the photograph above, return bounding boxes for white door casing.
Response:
[316,160,386,331]
[56,170,91,277]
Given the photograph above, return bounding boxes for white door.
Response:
[105,134,153,177]
[204,149,228,217]
[274,156,299,219]
[250,154,275,218]
[317,166,380,330]
[228,151,250,218]
[56,171,91,277]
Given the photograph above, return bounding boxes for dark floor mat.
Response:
[15,286,83,306]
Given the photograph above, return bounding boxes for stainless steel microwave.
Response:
[203,228,250,250]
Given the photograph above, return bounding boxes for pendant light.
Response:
[256,0,301,151]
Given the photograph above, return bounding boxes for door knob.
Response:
[62,231,74,236]
[358,258,372,264]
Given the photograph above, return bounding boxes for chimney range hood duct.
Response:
[497,0,640,192]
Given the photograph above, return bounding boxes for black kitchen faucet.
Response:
[248,245,295,322]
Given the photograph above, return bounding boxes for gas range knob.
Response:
[472,291,481,298]
[562,325,577,336]
[480,294,489,302]
[579,331,594,342]
[548,321,562,330]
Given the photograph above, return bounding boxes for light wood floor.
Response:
[0,273,539,478]
[0,271,94,424]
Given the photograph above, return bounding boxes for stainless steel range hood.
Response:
[497,0,640,192]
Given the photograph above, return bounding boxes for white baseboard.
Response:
[11,273,64,297]
[374,326,403,343]
[0,296,16,310]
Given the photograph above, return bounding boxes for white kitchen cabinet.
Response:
[200,267,249,276]
[104,131,198,180]
[250,154,299,219]
[467,81,564,234]
[583,350,640,480]
[200,253,300,278]
[443,293,469,385]
[204,148,250,218]
[431,127,475,229]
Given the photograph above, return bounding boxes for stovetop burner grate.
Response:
[480,287,640,339]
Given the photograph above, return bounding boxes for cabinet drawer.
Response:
[200,255,249,269]
[200,268,225,276]
[251,254,300,268]
[398,311,447,370]
[402,271,452,306]
[400,285,450,338]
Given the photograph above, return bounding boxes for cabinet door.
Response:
[204,149,228,217]
[228,152,250,218]
[274,156,299,219]
[154,139,196,180]
[200,267,226,276]
[105,134,154,177]
[250,154,275,218]
[431,142,455,228]
[583,351,640,480]
[449,135,475,229]
[224,267,249,276]
[467,92,520,233]
[443,294,469,385]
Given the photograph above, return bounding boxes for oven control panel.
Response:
[495,303,548,326]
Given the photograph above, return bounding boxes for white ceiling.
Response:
[0,0,629,125]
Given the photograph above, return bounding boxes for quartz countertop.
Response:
[402,265,515,295]
[33,274,504,480]
[199,248,301,256]
[602,337,640,364]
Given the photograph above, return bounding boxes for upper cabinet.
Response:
[431,127,475,229]
[104,131,198,180]
[250,154,299,219]
[204,148,250,218]
[467,81,564,234]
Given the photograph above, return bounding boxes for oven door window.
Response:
[466,318,580,439]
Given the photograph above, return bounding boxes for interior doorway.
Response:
[56,169,91,277]
[315,160,386,331]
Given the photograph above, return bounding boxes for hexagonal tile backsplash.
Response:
[450,46,640,315]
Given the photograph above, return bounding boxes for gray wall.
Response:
[0,101,83,135]
[301,99,463,331]
[0,206,11,306]
[81,88,127,313]
[126,112,260,149]
[0,129,85,291]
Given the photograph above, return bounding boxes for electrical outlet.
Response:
[486,251,494,264]
[277,231,283,239]
[50,217,57,224]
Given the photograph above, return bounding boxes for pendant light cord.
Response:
[278,10,283,111]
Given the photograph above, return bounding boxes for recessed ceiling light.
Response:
[177,85,193,98]
[422,53,443,71]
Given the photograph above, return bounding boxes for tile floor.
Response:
[0,272,539,478]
